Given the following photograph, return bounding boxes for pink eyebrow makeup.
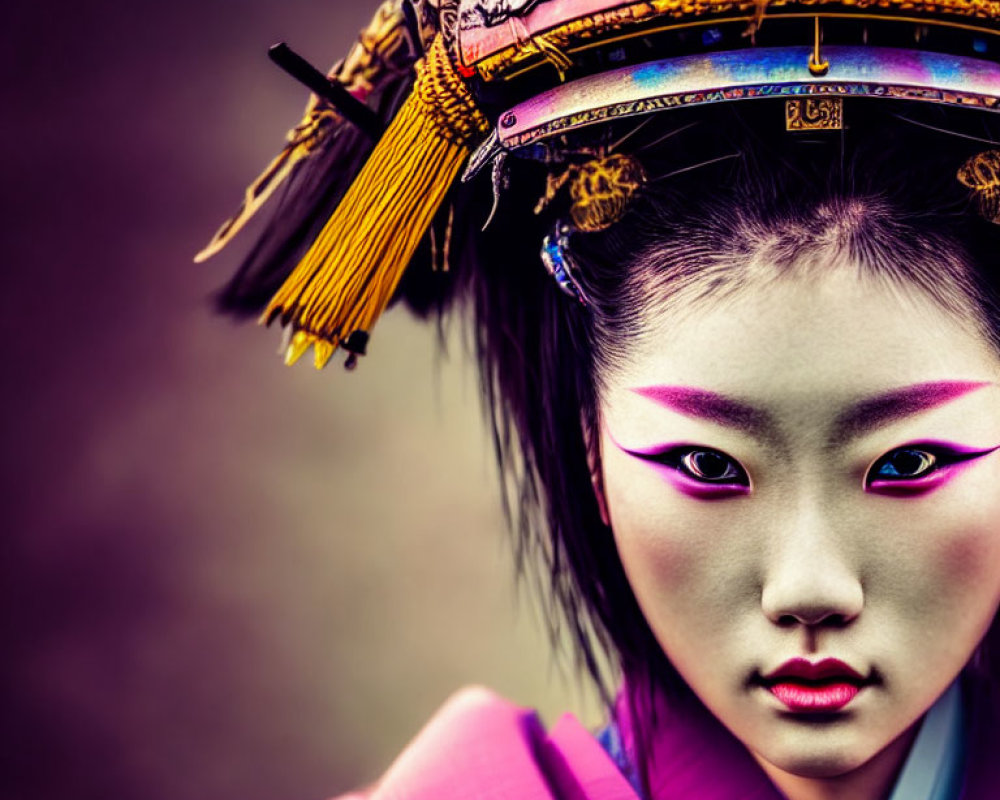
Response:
[833,381,991,444]
[630,385,772,438]
[631,381,995,447]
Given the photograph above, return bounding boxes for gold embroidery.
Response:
[471,0,1000,80]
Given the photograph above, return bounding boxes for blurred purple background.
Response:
[1,3,598,799]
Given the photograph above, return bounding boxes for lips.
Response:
[760,658,868,713]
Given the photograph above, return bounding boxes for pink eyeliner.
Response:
[657,468,750,500]
[866,441,1000,496]
[606,429,750,498]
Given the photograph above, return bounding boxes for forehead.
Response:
[604,269,1000,415]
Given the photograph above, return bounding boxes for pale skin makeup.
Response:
[598,267,1000,800]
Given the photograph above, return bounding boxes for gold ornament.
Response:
[958,149,1000,223]
[785,97,844,130]
[535,152,647,232]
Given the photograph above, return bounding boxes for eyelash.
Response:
[629,441,997,500]
[642,445,750,497]
[864,442,997,494]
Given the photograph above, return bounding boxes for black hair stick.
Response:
[268,42,383,141]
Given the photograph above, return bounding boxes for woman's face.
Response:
[599,267,1000,783]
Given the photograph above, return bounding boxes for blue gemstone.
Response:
[702,28,723,46]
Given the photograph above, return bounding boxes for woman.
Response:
[199,1,1000,797]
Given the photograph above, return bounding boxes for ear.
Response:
[582,412,611,528]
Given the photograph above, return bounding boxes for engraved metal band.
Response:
[480,45,1000,154]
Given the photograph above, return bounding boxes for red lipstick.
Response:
[761,658,867,713]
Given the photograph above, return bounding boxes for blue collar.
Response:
[888,681,966,800]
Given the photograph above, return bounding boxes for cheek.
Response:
[937,514,1000,626]
[874,486,1000,654]
[926,453,1000,593]
[937,469,1000,589]
[602,448,700,588]
[936,516,1000,583]
[601,445,755,636]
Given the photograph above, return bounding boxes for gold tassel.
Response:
[263,34,489,369]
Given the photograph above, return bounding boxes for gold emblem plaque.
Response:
[785,97,844,131]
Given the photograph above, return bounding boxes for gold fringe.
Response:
[263,34,488,368]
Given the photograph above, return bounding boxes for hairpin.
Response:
[541,222,589,306]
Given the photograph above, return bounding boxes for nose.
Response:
[760,500,864,628]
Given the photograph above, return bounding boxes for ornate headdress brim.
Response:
[487,45,1000,152]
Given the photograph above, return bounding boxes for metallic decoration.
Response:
[496,46,1000,149]
[536,152,647,232]
[460,0,1000,79]
[958,149,1000,223]
[785,97,843,130]
[808,15,830,75]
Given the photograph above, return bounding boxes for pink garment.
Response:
[614,687,783,800]
[329,685,786,800]
[330,686,638,800]
[333,677,1000,800]
[328,688,638,800]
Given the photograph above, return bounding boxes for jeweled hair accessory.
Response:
[541,223,590,305]
[199,0,1000,371]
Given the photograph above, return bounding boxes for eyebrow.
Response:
[630,381,991,445]
[631,386,774,441]
[829,380,990,444]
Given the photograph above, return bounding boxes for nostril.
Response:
[777,611,853,628]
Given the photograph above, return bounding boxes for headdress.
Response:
[198,0,1000,369]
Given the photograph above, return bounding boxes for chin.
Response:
[768,753,864,780]
[752,728,877,779]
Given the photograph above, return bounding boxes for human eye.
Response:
[865,441,999,495]
[638,445,751,498]
[669,447,748,483]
